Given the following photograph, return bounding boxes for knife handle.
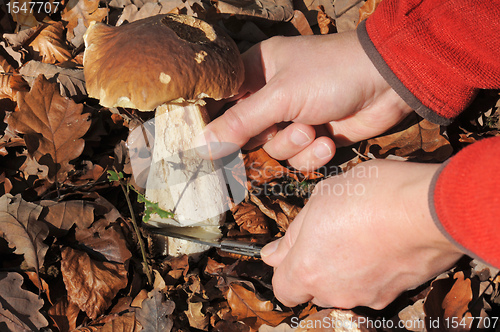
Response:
[220,240,265,258]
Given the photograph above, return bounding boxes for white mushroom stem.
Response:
[145,103,227,256]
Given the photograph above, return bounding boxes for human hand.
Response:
[261,160,463,309]
[198,31,412,170]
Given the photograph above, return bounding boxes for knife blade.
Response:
[145,225,265,258]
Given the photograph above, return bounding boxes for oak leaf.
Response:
[60,247,129,320]
[0,272,49,331]
[226,282,290,330]
[135,289,175,332]
[29,21,72,64]
[0,194,47,274]
[7,75,90,181]
[62,0,108,41]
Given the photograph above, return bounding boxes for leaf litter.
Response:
[0,0,500,331]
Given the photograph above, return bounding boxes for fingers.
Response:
[196,81,292,159]
[262,123,314,159]
[280,136,335,171]
[257,123,335,171]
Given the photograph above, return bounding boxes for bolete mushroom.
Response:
[83,14,244,256]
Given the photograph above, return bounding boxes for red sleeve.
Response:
[356,1,500,266]
[429,137,500,267]
[357,0,500,125]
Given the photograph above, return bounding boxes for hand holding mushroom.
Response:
[197,32,413,170]
[83,14,244,256]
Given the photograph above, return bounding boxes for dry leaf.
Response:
[0,272,49,331]
[357,0,383,25]
[231,201,270,235]
[41,199,95,233]
[185,301,210,330]
[29,21,72,64]
[259,323,295,331]
[424,271,473,332]
[0,193,47,274]
[0,54,29,101]
[442,272,473,327]
[135,289,175,332]
[165,254,190,280]
[317,5,336,34]
[48,296,81,332]
[100,312,141,332]
[334,0,365,32]
[62,0,109,41]
[250,195,300,232]
[61,247,129,320]
[75,219,132,265]
[365,115,453,162]
[7,75,90,181]
[226,282,290,330]
[295,308,375,331]
[216,0,294,21]
[204,257,227,275]
[244,148,291,187]
[20,60,87,101]
[398,299,426,332]
[25,271,52,304]
[290,10,313,35]
[10,0,43,31]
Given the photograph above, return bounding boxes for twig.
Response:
[113,167,153,286]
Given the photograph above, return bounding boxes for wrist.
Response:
[400,162,463,256]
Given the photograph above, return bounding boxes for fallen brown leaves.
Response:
[61,247,129,320]
[7,75,90,182]
[1,1,500,331]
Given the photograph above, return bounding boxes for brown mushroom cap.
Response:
[83,14,244,111]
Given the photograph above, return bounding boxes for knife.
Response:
[145,224,266,258]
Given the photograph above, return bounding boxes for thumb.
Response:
[195,84,290,159]
[261,237,290,267]
[261,207,306,266]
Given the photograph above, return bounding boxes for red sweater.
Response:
[357,0,500,267]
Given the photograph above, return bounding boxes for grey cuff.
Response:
[428,160,490,265]
[356,20,453,126]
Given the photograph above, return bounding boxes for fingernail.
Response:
[261,238,281,258]
[195,130,221,158]
[290,129,311,146]
[314,142,332,159]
